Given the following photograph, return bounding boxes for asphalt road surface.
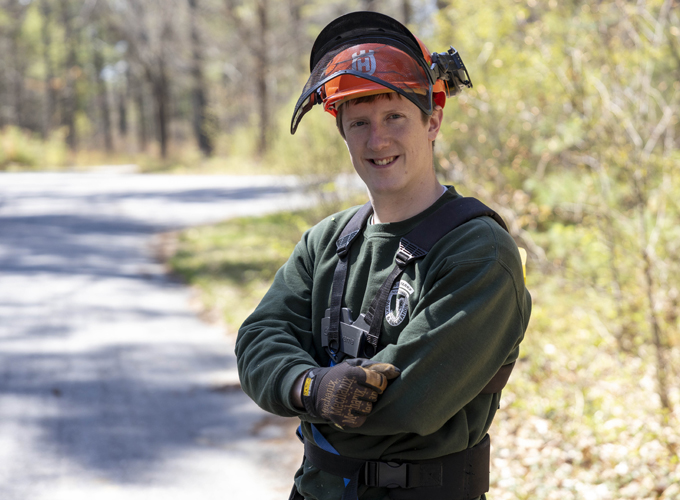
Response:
[0,171,316,500]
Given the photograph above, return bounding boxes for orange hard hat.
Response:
[320,39,448,117]
[291,11,472,134]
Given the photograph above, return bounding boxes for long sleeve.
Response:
[235,230,321,417]
[235,210,355,418]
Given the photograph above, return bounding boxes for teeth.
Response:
[373,157,395,166]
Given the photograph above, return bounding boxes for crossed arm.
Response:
[236,226,529,436]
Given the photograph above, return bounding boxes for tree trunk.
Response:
[0,71,5,128]
[119,94,128,139]
[256,0,268,155]
[119,65,129,139]
[189,0,213,156]
[10,24,24,128]
[3,3,28,129]
[289,0,304,72]
[402,0,412,24]
[60,0,78,151]
[93,42,113,153]
[40,0,56,139]
[132,72,148,152]
[633,171,672,415]
[152,61,170,159]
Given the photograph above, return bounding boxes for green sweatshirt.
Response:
[236,186,531,500]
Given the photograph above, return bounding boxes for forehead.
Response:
[341,93,420,118]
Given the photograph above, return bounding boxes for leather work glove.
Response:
[301,358,400,429]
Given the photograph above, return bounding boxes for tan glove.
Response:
[301,358,400,429]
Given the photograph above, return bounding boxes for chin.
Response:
[367,181,407,196]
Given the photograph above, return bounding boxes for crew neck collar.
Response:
[368,184,448,226]
[364,185,459,237]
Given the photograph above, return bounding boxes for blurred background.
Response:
[1,0,679,499]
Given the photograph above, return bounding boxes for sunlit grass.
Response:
[0,125,287,175]
[167,198,363,332]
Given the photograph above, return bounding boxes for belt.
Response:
[302,434,490,500]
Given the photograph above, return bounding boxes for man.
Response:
[236,11,531,500]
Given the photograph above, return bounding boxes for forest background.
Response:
[1,0,679,498]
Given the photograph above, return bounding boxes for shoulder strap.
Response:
[363,197,508,351]
[335,202,374,257]
[402,197,508,253]
[327,202,373,361]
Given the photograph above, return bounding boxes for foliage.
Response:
[0,126,68,170]
[432,0,680,406]
[0,0,418,161]
[493,271,680,499]
[266,95,352,178]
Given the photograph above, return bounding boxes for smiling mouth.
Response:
[371,156,397,166]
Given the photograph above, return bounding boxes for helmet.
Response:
[320,40,448,116]
[291,11,473,134]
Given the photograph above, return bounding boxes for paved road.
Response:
[0,172,314,500]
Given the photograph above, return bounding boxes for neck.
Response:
[370,180,445,224]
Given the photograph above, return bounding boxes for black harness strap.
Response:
[363,263,406,354]
[327,202,373,362]
[304,439,364,500]
[303,434,491,500]
[404,196,508,248]
[362,197,508,351]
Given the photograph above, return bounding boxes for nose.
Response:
[366,123,390,152]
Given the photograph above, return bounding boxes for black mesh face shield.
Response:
[291,40,434,134]
[290,11,473,135]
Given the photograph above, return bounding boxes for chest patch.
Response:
[385,280,414,326]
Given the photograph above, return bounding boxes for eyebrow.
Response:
[345,107,406,120]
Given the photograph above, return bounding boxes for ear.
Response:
[427,105,444,141]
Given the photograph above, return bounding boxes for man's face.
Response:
[340,94,442,199]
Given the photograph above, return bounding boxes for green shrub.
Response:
[0,126,68,170]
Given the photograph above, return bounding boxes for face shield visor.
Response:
[290,11,473,135]
[291,41,434,134]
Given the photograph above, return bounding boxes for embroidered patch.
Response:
[385,280,414,326]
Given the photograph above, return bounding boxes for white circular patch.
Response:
[385,280,414,326]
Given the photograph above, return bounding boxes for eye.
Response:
[350,120,367,128]
[388,113,403,120]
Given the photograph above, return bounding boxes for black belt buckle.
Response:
[364,461,411,489]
